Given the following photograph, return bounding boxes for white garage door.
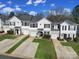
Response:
[30,30,37,36]
[51,34,59,39]
[51,31,59,39]
[22,28,29,35]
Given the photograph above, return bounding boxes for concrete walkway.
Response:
[0,35,26,54]
[52,39,79,59]
[0,39,16,53]
[11,37,39,58]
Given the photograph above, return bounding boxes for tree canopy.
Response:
[72,5,79,23]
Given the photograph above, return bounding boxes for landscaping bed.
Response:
[0,34,16,41]
[61,41,79,56]
[6,36,29,54]
[33,39,56,59]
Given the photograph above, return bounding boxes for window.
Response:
[14,22,15,26]
[74,26,76,30]
[62,26,64,30]
[44,31,49,35]
[68,34,70,37]
[22,22,24,26]
[44,24,50,28]
[25,22,29,26]
[65,26,67,30]
[25,22,27,26]
[10,22,15,26]
[68,25,70,30]
[10,22,11,25]
[54,25,58,29]
[30,23,38,28]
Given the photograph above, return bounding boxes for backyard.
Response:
[33,38,57,59]
[0,34,16,41]
[61,41,79,56]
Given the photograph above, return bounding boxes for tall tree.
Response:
[9,12,15,18]
[72,5,79,23]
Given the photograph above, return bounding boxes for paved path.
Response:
[0,39,15,53]
[0,35,26,54]
[52,39,79,59]
[12,37,39,58]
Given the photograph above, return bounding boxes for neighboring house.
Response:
[0,14,77,39]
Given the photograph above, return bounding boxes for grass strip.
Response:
[6,36,29,54]
[0,34,16,41]
[33,39,57,59]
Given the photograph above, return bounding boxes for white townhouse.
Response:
[0,14,77,39]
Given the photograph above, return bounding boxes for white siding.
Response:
[9,16,22,27]
[37,18,51,31]
[60,21,77,38]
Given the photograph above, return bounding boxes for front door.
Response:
[64,34,67,39]
[16,29,19,35]
[15,28,21,35]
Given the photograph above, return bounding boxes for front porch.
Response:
[14,27,22,35]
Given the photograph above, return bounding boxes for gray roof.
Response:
[30,15,43,22]
[51,20,77,25]
[60,20,77,25]
[0,14,77,25]
[16,14,32,21]
[0,14,9,22]
[16,14,43,22]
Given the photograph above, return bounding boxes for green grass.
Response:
[0,34,16,41]
[61,41,79,55]
[6,36,28,54]
[33,39,57,59]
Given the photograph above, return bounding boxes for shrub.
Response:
[0,31,4,33]
[57,37,60,40]
[57,37,64,41]
[43,34,51,39]
[7,30,14,34]
[66,37,72,42]
[73,36,79,42]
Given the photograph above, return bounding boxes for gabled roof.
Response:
[16,13,32,21]
[60,20,77,25]
[15,14,43,22]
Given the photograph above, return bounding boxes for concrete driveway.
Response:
[0,39,16,53]
[52,39,79,59]
[12,37,39,58]
[0,35,26,54]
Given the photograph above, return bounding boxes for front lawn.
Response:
[0,34,16,41]
[61,41,79,55]
[33,39,56,59]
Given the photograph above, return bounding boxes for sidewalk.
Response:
[52,39,79,59]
